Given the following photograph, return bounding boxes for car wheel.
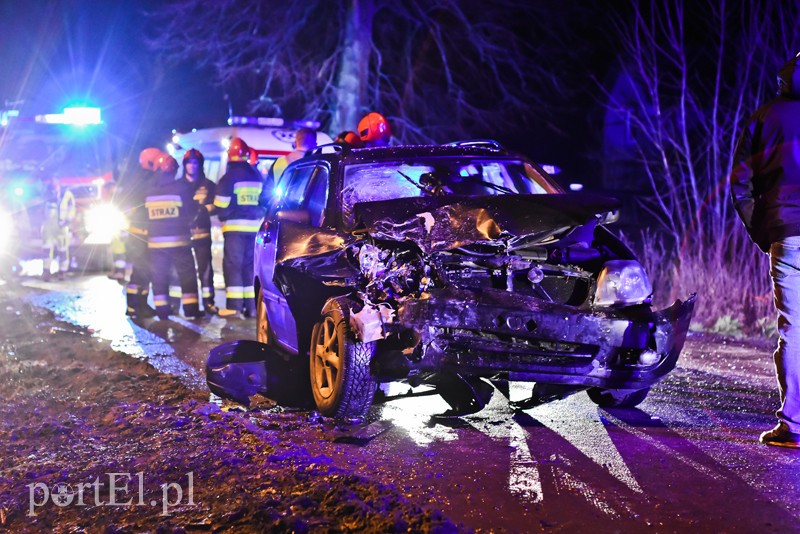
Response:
[586,386,650,408]
[256,288,273,344]
[310,298,377,419]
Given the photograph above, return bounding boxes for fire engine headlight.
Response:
[84,204,127,245]
[594,260,653,307]
[0,207,11,252]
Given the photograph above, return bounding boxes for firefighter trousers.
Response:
[167,238,214,313]
[125,231,151,315]
[221,231,256,315]
[151,245,200,320]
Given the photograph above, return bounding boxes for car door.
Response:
[255,162,329,353]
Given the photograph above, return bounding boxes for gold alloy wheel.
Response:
[256,289,270,344]
[312,315,341,400]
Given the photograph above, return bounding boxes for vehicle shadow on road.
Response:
[597,406,799,530]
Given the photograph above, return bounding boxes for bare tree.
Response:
[604,0,800,332]
[148,0,585,143]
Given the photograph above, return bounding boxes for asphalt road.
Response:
[14,274,800,532]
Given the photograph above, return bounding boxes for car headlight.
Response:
[594,260,653,307]
[84,203,128,244]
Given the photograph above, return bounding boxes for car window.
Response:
[280,165,316,211]
[341,157,560,228]
[306,167,329,227]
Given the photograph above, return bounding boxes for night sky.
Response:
[0,1,611,179]
[0,1,228,150]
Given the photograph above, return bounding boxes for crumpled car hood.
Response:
[352,194,621,253]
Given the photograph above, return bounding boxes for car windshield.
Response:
[341,157,561,228]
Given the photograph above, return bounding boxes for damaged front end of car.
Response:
[271,193,695,414]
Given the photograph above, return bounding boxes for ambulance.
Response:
[166,116,333,183]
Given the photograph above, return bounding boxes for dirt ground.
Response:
[0,292,460,533]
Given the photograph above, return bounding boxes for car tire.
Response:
[256,288,273,345]
[586,386,650,408]
[310,298,377,419]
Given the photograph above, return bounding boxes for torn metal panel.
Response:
[393,288,696,391]
[353,194,621,253]
[349,302,395,343]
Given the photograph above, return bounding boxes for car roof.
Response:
[305,142,517,166]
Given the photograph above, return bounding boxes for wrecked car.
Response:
[241,141,695,419]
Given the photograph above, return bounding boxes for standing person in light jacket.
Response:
[214,137,266,318]
[731,51,800,448]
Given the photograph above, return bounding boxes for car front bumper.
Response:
[392,287,696,390]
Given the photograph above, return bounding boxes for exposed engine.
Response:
[354,240,599,309]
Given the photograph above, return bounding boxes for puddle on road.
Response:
[26,276,206,389]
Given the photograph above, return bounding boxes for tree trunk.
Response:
[332,0,375,134]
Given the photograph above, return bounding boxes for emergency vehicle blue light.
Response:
[292,119,321,130]
[13,187,25,197]
[569,183,583,191]
[229,116,284,127]
[36,106,102,126]
[63,107,102,125]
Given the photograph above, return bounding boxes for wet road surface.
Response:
[17,274,800,531]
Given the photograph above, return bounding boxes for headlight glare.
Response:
[594,260,653,307]
[84,204,127,244]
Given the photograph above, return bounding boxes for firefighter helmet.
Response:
[248,147,258,166]
[182,148,204,166]
[139,147,164,171]
[227,137,249,162]
[357,112,391,146]
[334,130,364,148]
[157,154,179,175]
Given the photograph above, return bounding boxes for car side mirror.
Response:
[276,209,311,224]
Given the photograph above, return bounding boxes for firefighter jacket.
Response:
[731,55,800,252]
[41,186,76,240]
[43,186,76,227]
[182,174,216,241]
[118,167,155,238]
[213,161,266,233]
[145,172,197,249]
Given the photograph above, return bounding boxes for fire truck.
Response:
[0,105,122,275]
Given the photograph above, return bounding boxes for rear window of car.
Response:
[341,157,559,227]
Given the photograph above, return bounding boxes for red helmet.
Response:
[357,112,391,146]
[182,148,204,166]
[157,154,179,175]
[248,147,258,166]
[139,148,164,171]
[227,137,249,162]
[334,130,364,148]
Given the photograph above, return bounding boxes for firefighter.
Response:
[146,154,201,320]
[214,137,265,318]
[357,112,391,147]
[334,130,364,149]
[182,148,218,314]
[119,148,161,318]
[103,181,127,281]
[40,176,76,280]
